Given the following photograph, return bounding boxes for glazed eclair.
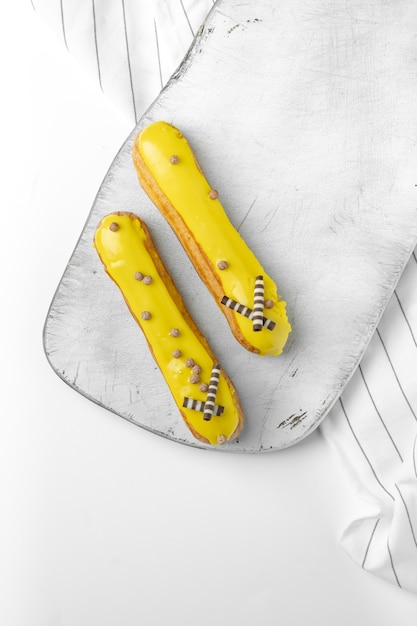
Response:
[94,212,244,445]
[132,121,291,356]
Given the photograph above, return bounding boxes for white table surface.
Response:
[2,4,417,625]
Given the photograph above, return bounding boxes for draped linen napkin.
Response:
[31,0,417,593]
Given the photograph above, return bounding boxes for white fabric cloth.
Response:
[31,0,417,593]
[31,0,215,122]
[321,256,417,592]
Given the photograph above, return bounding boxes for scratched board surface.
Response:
[44,0,417,452]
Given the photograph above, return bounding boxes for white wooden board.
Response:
[44,0,417,452]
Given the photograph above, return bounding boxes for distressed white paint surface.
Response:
[44,0,417,452]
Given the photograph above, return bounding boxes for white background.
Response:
[2,3,417,625]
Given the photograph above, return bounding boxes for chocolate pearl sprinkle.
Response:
[199,383,209,393]
[169,328,180,337]
[189,374,200,384]
[170,155,180,164]
[192,365,202,375]
[134,272,144,281]
[185,358,195,368]
[109,222,119,232]
[209,189,218,200]
[217,260,228,270]
[265,299,274,309]
[141,311,151,320]
[142,275,152,285]
[172,349,182,358]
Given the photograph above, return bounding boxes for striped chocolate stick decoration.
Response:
[203,364,221,421]
[221,296,252,319]
[220,296,276,331]
[182,397,224,416]
[252,275,265,332]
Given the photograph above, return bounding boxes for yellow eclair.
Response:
[132,121,291,356]
[94,212,244,445]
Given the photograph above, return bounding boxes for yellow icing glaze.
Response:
[94,213,242,445]
[137,121,291,356]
